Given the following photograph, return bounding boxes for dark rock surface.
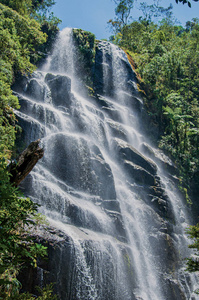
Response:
[94,41,114,96]
[124,160,155,186]
[113,138,157,175]
[26,78,45,102]
[18,224,134,300]
[45,73,72,107]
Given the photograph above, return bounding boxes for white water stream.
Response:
[16,28,199,299]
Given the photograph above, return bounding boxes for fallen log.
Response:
[9,139,44,187]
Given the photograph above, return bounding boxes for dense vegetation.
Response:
[0,0,60,298]
[73,29,96,86]
[110,1,199,194]
[109,0,199,271]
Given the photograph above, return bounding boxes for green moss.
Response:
[72,29,96,86]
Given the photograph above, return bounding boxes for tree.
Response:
[109,0,199,283]
[139,1,174,23]
[175,0,199,8]
[186,224,199,274]
[0,1,60,297]
[114,0,134,25]
[108,0,135,33]
[0,158,48,298]
[109,2,199,184]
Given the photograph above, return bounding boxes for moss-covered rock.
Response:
[72,29,96,86]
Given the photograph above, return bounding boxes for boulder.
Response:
[113,138,157,175]
[124,160,155,186]
[141,142,177,175]
[107,119,128,141]
[101,199,121,212]
[45,73,72,108]
[102,107,123,122]
[26,78,45,102]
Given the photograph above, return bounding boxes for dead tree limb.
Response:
[9,139,44,187]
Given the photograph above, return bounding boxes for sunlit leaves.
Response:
[0,160,48,297]
[0,1,58,297]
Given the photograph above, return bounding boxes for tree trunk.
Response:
[8,139,44,187]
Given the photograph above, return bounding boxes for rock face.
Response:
[45,73,72,107]
[14,28,197,300]
[113,138,157,175]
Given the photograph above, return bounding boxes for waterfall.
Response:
[15,28,199,299]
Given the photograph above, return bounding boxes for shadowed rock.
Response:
[113,138,157,175]
[124,160,155,186]
[26,79,45,102]
[45,73,72,107]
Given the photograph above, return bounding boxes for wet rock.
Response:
[107,119,128,141]
[44,134,116,200]
[66,202,105,232]
[113,138,157,175]
[102,106,123,122]
[149,196,168,217]
[19,223,135,300]
[149,185,169,200]
[141,142,177,175]
[16,93,30,114]
[95,94,110,108]
[124,160,155,186]
[12,74,29,94]
[105,210,127,242]
[165,278,186,300]
[15,114,45,146]
[26,78,45,102]
[17,95,57,126]
[101,199,121,212]
[91,145,116,200]
[18,225,72,298]
[94,41,114,96]
[147,232,179,274]
[118,91,143,112]
[45,73,72,108]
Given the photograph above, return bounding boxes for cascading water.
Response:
[14,28,199,299]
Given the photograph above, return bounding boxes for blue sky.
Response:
[52,0,199,39]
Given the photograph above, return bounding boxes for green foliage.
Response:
[139,1,173,23]
[73,29,96,86]
[186,224,199,272]
[0,3,47,160]
[0,0,32,15]
[110,2,199,275]
[0,0,60,298]
[110,10,199,188]
[1,283,57,299]
[0,160,48,298]
[108,0,135,33]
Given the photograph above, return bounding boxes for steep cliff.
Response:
[14,28,198,300]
